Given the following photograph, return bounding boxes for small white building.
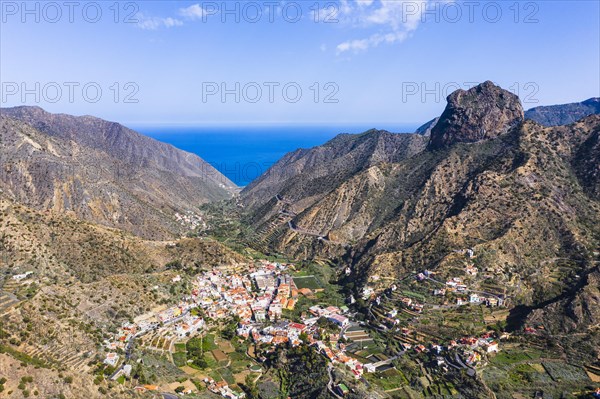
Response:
[327,314,349,327]
[364,363,377,373]
[103,353,119,367]
[12,271,33,281]
[486,341,499,353]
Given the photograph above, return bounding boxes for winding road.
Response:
[326,364,343,399]
[274,195,347,246]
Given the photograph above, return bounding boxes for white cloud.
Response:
[356,0,375,7]
[335,0,430,54]
[336,30,408,54]
[179,4,206,20]
[137,14,183,30]
[339,0,353,15]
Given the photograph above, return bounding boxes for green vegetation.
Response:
[292,276,321,290]
[172,352,188,367]
[244,373,260,399]
[489,348,542,366]
[185,334,218,369]
[0,344,49,368]
[482,345,593,398]
[542,362,590,381]
[261,345,331,399]
[132,351,183,383]
[364,368,408,391]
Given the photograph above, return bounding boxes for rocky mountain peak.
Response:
[428,81,524,149]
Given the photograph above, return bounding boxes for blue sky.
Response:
[1,0,599,126]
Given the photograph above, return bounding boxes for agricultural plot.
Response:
[489,348,542,366]
[542,362,590,382]
[172,352,188,367]
[422,381,459,397]
[137,350,185,380]
[205,364,238,387]
[400,290,427,303]
[507,363,552,385]
[292,276,321,290]
[178,334,259,395]
[365,367,408,391]
[211,349,229,365]
[482,345,590,399]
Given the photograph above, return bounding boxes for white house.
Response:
[103,353,119,367]
[486,341,499,353]
[364,363,377,373]
[327,314,349,327]
[12,271,33,281]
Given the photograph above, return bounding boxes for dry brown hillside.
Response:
[0,106,237,240]
[242,83,600,350]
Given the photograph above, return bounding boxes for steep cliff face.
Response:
[0,107,237,239]
[344,116,600,299]
[428,81,524,149]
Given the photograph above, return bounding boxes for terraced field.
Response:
[0,278,21,315]
[482,345,593,398]
[21,342,91,372]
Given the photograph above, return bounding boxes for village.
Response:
[100,260,370,397]
[94,253,518,398]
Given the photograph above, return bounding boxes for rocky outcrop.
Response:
[415,117,439,137]
[428,81,524,149]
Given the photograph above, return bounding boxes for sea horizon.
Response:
[133,124,421,186]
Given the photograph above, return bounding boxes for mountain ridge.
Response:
[240,82,600,351]
[525,97,600,126]
[0,106,237,239]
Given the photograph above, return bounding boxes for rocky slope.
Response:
[0,195,248,397]
[0,106,237,239]
[525,97,600,126]
[241,128,428,237]
[0,195,246,283]
[242,82,600,342]
[414,117,439,136]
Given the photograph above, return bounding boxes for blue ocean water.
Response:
[133,124,419,186]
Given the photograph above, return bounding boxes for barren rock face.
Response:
[429,81,524,149]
